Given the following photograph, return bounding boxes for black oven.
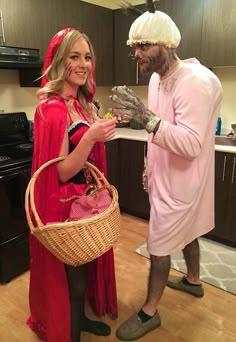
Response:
[0,112,33,283]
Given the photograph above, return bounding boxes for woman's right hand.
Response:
[58,118,116,183]
[85,118,116,143]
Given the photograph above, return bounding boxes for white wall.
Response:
[0,70,37,119]
[0,67,235,132]
[213,68,236,130]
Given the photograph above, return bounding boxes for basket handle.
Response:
[25,156,110,233]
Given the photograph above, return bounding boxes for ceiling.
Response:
[80,0,145,10]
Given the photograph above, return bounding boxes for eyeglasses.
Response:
[128,43,153,60]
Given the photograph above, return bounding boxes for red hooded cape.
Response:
[27,28,117,342]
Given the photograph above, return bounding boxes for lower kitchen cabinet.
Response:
[105,139,150,219]
[106,141,236,246]
[119,140,150,219]
[105,140,120,190]
[206,151,236,246]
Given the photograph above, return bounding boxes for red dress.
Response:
[27,95,118,341]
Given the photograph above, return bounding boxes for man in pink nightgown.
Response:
[111,2,222,341]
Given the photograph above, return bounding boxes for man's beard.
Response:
[139,49,172,76]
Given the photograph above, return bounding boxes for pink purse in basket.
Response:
[69,188,112,221]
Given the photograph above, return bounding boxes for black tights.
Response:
[65,263,88,342]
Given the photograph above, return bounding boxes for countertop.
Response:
[113,128,236,154]
[114,127,148,142]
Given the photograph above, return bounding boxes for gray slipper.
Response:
[166,275,204,298]
[116,311,161,341]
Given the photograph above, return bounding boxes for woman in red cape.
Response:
[27,28,118,342]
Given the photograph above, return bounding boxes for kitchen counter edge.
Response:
[112,128,236,154]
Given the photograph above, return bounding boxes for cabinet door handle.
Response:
[136,62,139,85]
[143,143,147,164]
[143,143,147,158]
[222,155,227,181]
[231,157,236,184]
[0,10,6,44]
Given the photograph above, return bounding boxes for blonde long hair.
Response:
[37,30,96,118]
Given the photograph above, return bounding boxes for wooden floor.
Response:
[1,213,236,342]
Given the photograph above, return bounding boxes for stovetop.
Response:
[0,142,33,171]
[0,112,33,172]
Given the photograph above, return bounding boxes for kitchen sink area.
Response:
[215,135,236,146]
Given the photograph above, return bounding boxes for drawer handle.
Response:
[231,157,236,184]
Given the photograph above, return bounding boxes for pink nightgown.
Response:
[146,58,223,256]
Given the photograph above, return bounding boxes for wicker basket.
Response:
[25,156,121,266]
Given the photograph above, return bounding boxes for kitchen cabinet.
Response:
[0,0,79,59]
[0,0,113,86]
[143,0,204,61]
[113,4,152,86]
[201,0,236,67]
[113,7,138,86]
[79,2,113,86]
[106,138,236,245]
[105,140,120,190]
[113,1,204,85]
[105,139,150,219]
[18,67,42,87]
[206,151,236,246]
[113,0,236,82]
[169,0,204,61]
[119,139,150,219]
[169,0,236,67]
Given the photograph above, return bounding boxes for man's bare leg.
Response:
[183,238,201,284]
[166,238,204,298]
[142,254,170,316]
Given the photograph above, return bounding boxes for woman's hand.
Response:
[57,118,116,183]
[85,118,116,143]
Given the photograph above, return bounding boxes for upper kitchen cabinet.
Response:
[201,0,236,67]
[114,3,166,86]
[113,7,138,86]
[113,0,204,85]
[79,2,113,86]
[0,0,113,86]
[137,0,204,61]
[0,0,82,58]
[169,0,204,61]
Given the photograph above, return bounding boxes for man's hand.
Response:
[110,86,161,133]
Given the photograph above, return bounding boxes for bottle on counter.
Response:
[215,117,222,136]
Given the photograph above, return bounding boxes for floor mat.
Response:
[135,237,236,295]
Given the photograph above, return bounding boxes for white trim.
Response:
[68,120,90,133]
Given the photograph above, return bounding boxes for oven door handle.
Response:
[0,172,21,180]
